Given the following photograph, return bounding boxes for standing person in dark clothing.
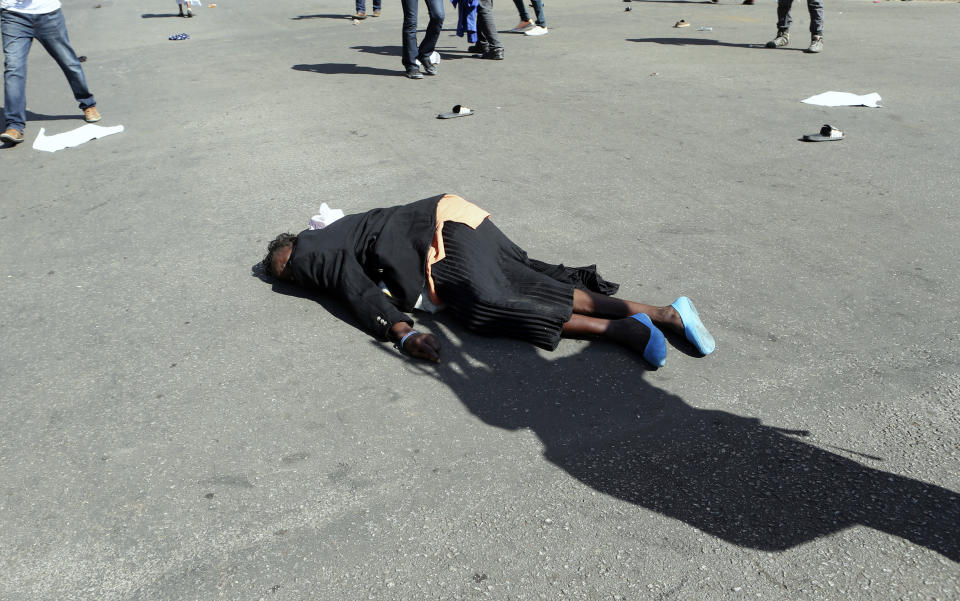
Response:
[262,195,716,366]
[400,0,443,79]
[467,0,503,59]
[765,0,824,53]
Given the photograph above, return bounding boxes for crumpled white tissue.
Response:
[32,123,124,152]
[801,91,882,108]
[309,203,345,229]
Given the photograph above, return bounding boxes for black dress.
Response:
[287,195,618,350]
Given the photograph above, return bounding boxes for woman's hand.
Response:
[391,323,441,363]
[404,332,441,363]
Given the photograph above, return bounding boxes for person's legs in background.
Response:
[524,0,548,36]
[510,0,534,32]
[400,0,422,76]
[33,8,96,119]
[2,9,35,136]
[476,0,503,59]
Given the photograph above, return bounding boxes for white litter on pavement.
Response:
[33,123,125,152]
[801,91,882,108]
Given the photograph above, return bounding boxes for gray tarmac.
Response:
[1,0,958,599]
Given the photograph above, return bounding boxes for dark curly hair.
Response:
[262,233,298,277]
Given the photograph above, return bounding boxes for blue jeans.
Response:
[2,8,95,132]
[513,0,546,28]
[355,0,381,14]
[400,0,444,68]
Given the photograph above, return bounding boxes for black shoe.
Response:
[468,43,489,54]
[482,47,504,60]
[405,66,423,79]
[418,54,438,75]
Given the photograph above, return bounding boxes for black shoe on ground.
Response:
[418,55,438,75]
[482,47,504,60]
[468,43,489,54]
[405,66,423,79]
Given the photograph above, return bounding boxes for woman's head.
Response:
[263,233,297,280]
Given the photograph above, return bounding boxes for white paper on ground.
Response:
[32,124,125,152]
[309,203,345,229]
[801,91,882,108]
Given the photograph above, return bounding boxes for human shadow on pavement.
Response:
[411,319,960,561]
[628,37,768,49]
[292,63,400,77]
[0,108,84,122]
[291,14,354,20]
[350,44,474,60]
[141,13,184,18]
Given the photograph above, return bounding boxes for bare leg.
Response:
[572,289,683,334]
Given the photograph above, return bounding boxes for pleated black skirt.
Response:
[431,219,575,351]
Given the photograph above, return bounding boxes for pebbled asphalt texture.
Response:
[1,0,958,599]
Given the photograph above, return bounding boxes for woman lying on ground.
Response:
[262,194,715,365]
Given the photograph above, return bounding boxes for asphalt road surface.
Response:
[1,0,958,599]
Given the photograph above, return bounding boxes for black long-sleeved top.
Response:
[287,194,443,340]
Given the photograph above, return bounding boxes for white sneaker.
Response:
[524,25,549,36]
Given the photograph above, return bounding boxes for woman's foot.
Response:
[353,11,367,19]
[669,297,716,355]
[607,314,667,367]
[510,19,535,33]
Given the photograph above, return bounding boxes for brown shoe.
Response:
[1,128,25,144]
[83,106,102,123]
[352,11,366,19]
[372,9,381,16]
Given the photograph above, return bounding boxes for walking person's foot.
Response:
[1,128,25,145]
[524,25,549,36]
[418,53,439,75]
[482,47,504,60]
[83,107,101,123]
[766,29,789,47]
[372,9,380,16]
[405,66,423,79]
[805,34,823,53]
[509,19,535,32]
[353,11,366,18]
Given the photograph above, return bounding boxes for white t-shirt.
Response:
[0,0,62,14]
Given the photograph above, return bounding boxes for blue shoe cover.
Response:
[671,296,716,356]
[631,312,667,368]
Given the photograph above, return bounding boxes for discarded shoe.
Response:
[670,296,716,356]
[802,124,843,142]
[1,128,25,144]
[83,106,101,123]
[766,29,789,48]
[674,19,691,27]
[437,105,474,119]
[631,313,667,368]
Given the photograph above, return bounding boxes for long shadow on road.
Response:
[412,317,960,561]
[257,263,959,562]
